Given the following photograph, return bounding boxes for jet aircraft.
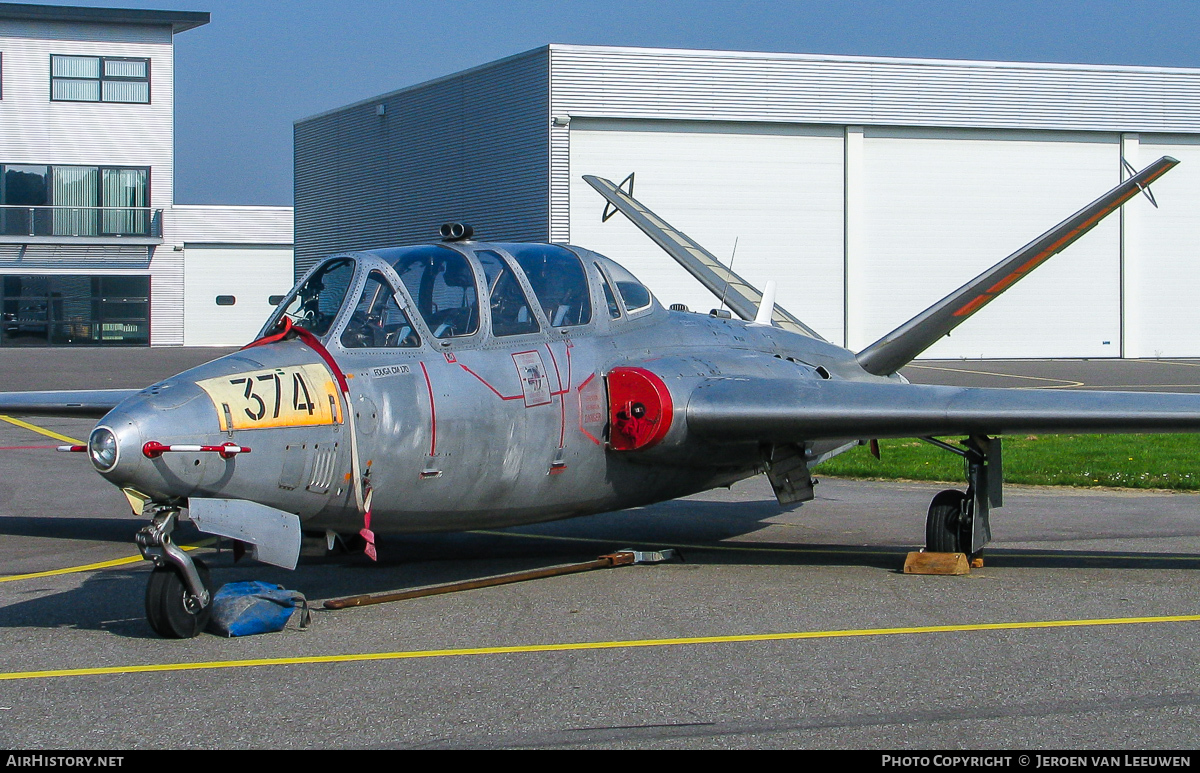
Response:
[2,157,1197,638]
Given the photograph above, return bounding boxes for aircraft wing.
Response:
[0,389,138,418]
[854,156,1179,376]
[685,378,1200,442]
[583,175,826,340]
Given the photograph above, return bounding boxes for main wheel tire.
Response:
[925,489,969,553]
[145,559,212,639]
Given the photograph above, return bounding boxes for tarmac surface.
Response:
[1,350,1199,749]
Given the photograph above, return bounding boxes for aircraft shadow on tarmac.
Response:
[0,567,159,638]
[2,497,1198,639]
[0,515,148,543]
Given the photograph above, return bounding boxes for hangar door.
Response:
[183,246,294,346]
[852,128,1123,359]
[568,119,847,343]
[1123,135,1200,358]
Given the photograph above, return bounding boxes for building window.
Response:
[1,275,150,347]
[50,55,150,103]
[1,164,151,236]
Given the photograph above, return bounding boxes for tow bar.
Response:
[323,548,679,609]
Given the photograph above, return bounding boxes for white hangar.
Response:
[0,3,294,348]
[294,44,1200,359]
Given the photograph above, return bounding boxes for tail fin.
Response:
[855,156,1178,376]
[583,174,825,340]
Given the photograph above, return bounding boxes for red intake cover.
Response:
[607,367,673,451]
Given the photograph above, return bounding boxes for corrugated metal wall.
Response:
[170,205,293,244]
[149,246,181,344]
[0,243,150,270]
[294,48,551,276]
[548,46,1200,134]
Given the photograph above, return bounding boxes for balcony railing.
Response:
[0,206,163,238]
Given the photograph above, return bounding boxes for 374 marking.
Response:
[228,371,320,421]
[198,364,341,430]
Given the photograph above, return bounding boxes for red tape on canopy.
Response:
[242,317,350,396]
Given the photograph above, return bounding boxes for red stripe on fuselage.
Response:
[455,361,524,401]
[545,343,567,449]
[419,361,436,456]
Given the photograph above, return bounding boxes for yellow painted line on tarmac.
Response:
[1,614,1197,682]
[0,542,214,583]
[0,554,144,581]
[905,365,1083,389]
[1067,384,1200,391]
[1140,360,1200,369]
[0,415,85,445]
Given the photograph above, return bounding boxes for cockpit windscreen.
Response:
[341,271,421,349]
[278,257,355,337]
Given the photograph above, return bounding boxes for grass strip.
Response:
[816,434,1200,490]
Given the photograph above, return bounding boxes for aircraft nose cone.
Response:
[91,381,217,499]
[86,425,123,473]
[91,398,152,491]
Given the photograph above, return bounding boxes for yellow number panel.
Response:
[198,364,343,431]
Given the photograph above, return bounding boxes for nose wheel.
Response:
[136,506,214,638]
[146,559,212,638]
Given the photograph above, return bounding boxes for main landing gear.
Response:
[921,435,1002,558]
[136,507,213,638]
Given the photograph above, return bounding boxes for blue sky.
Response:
[33,0,1200,205]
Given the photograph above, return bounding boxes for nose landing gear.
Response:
[146,559,212,638]
[136,506,213,638]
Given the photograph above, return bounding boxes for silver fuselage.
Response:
[90,242,883,535]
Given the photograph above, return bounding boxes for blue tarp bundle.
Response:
[208,581,310,637]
